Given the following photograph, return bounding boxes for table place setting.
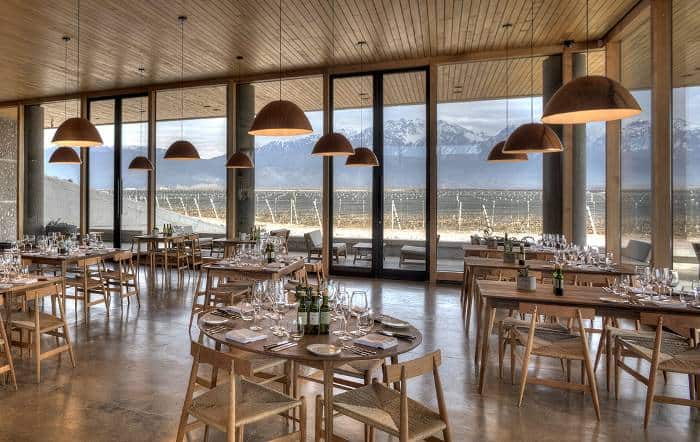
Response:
[598,270,700,310]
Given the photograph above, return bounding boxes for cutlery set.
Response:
[343,345,377,356]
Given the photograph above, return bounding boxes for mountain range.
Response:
[50,117,700,190]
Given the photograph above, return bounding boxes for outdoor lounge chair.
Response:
[304,230,347,262]
[399,235,439,267]
[621,239,651,266]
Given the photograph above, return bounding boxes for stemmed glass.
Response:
[249,282,264,331]
[350,291,368,336]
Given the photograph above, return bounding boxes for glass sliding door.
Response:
[87,94,149,248]
[88,99,116,244]
[330,68,429,279]
[331,75,374,273]
[121,96,149,247]
[382,71,427,273]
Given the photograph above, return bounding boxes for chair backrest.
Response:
[190,340,252,376]
[305,230,322,249]
[270,228,290,241]
[78,256,102,268]
[640,312,700,331]
[622,239,652,263]
[383,350,442,384]
[26,281,61,300]
[519,302,596,320]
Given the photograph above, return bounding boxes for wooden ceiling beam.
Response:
[602,0,650,44]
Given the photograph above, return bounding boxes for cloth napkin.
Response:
[225,329,267,344]
[223,305,253,314]
[354,333,398,349]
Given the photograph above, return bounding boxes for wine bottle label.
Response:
[320,311,330,325]
[309,312,320,325]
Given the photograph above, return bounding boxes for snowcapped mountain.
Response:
[77,116,700,191]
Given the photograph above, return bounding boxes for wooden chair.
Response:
[269,228,290,254]
[156,236,190,285]
[64,256,110,322]
[186,234,204,280]
[190,278,252,328]
[102,251,140,308]
[0,311,17,390]
[304,230,346,262]
[283,267,308,293]
[10,281,76,383]
[501,303,601,420]
[176,340,305,442]
[614,312,700,428]
[315,350,451,442]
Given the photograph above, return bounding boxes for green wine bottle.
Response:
[297,288,308,330]
[319,293,330,335]
[308,291,320,335]
[553,264,564,296]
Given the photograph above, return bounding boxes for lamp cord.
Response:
[585,0,589,76]
[64,37,69,121]
[504,24,510,134]
[359,42,364,148]
[530,0,534,124]
[76,0,80,117]
[180,17,185,139]
[279,0,282,100]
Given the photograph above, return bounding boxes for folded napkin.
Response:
[265,262,284,269]
[225,329,267,344]
[354,333,398,349]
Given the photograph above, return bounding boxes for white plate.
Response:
[204,317,228,325]
[380,316,411,329]
[306,344,341,357]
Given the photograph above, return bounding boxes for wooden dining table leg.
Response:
[322,360,334,441]
[478,304,496,394]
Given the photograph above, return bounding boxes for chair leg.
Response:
[498,325,505,379]
[583,348,601,421]
[614,342,622,400]
[643,363,658,428]
[510,334,516,384]
[517,339,534,407]
[314,395,323,442]
[34,309,41,384]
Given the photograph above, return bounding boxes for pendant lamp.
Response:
[345,42,379,167]
[227,57,254,168]
[488,23,527,163]
[49,147,82,164]
[52,1,103,148]
[164,16,200,160]
[312,0,353,156]
[129,68,153,171]
[249,0,311,136]
[128,156,153,170]
[503,0,562,154]
[541,0,640,124]
[225,152,254,169]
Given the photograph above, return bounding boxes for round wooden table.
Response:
[197,311,422,440]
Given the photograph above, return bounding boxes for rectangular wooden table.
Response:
[132,234,188,279]
[473,280,700,393]
[211,238,257,258]
[0,276,65,328]
[463,244,556,259]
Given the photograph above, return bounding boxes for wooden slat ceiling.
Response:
[1,0,638,105]
[41,51,607,127]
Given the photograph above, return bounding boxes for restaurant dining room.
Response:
[1,0,699,441]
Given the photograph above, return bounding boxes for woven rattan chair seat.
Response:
[335,359,382,377]
[617,334,700,374]
[11,311,64,331]
[189,379,300,431]
[512,325,586,360]
[332,382,446,440]
[227,348,286,373]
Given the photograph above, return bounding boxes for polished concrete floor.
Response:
[1,272,699,441]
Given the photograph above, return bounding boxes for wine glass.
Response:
[249,282,264,331]
[350,291,368,336]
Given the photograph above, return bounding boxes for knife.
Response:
[379,330,416,340]
[271,342,298,352]
[264,340,289,350]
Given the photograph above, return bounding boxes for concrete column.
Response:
[571,53,588,246]
[235,83,255,235]
[23,105,44,235]
[542,55,563,235]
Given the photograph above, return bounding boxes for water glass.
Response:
[288,318,304,341]
[357,309,374,335]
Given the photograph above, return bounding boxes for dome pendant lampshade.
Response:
[541,75,641,124]
[128,156,153,171]
[487,141,527,162]
[345,147,379,167]
[52,117,103,147]
[249,100,313,136]
[49,147,82,164]
[312,132,353,156]
[503,123,563,153]
[164,140,200,160]
[225,151,254,168]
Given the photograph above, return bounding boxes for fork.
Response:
[204,324,231,334]
[344,345,376,356]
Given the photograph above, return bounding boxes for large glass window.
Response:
[620,22,652,261]
[672,0,700,283]
[155,85,227,235]
[0,107,18,239]
[248,77,324,255]
[40,100,81,234]
[584,52,606,248]
[436,58,544,272]
[121,96,149,243]
[89,100,115,241]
